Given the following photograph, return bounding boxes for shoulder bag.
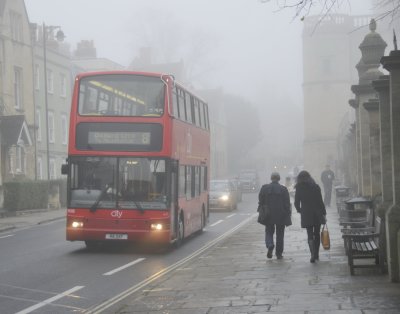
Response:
[257,204,271,226]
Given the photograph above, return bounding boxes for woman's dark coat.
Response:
[294,181,326,228]
[258,182,291,225]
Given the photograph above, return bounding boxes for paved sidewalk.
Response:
[103,208,400,314]
[0,208,65,233]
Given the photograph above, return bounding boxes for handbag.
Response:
[321,224,330,250]
[257,204,270,226]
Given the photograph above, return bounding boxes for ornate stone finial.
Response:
[370,19,376,32]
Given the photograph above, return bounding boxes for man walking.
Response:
[258,172,291,260]
[320,165,335,207]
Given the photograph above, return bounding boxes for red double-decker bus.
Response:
[62,71,210,248]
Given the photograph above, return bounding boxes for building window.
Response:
[35,64,40,90]
[48,111,55,143]
[60,74,66,97]
[47,69,54,94]
[49,158,56,179]
[14,67,23,110]
[10,11,23,42]
[37,157,43,180]
[36,109,42,142]
[61,114,67,145]
[16,145,25,174]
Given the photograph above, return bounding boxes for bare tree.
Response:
[261,0,400,23]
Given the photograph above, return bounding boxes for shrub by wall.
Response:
[4,181,49,211]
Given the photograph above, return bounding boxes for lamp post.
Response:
[42,22,64,180]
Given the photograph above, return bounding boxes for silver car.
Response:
[209,179,238,211]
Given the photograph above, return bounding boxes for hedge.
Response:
[3,179,67,211]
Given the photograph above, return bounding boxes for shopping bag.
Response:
[321,224,330,250]
[257,204,270,226]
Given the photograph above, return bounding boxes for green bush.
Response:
[4,180,49,211]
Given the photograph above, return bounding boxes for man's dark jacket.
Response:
[258,182,291,225]
[294,181,326,228]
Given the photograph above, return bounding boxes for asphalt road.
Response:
[0,193,258,314]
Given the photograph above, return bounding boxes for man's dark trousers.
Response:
[265,224,285,256]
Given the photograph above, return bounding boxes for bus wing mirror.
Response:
[61,164,69,175]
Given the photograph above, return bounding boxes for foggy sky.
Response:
[24,0,373,105]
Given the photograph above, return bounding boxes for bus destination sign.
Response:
[88,131,151,145]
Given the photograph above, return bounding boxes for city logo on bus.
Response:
[111,210,123,218]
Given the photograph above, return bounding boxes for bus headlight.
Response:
[220,194,229,201]
[150,223,163,231]
[71,221,84,228]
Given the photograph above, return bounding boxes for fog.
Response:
[25,0,375,178]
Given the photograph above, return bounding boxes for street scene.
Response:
[1,0,400,313]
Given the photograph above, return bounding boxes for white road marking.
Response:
[103,258,146,276]
[85,214,257,314]
[0,234,14,239]
[226,214,236,218]
[210,220,223,227]
[15,285,84,314]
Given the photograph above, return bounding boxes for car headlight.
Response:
[220,194,229,201]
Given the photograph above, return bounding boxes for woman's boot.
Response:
[308,240,315,263]
[314,240,320,260]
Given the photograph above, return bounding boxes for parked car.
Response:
[209,179,238,211]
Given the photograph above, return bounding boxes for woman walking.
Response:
[294,170,326,263]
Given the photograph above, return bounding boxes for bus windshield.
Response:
[78,74,165,117]
[69,156,168,210]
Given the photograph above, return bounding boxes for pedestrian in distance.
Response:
[258,172,291,260]
[320,164,335,207]
[294,170,327,263]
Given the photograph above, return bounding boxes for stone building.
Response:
[0,0,35,186]
[32,24,72,180]
[302,15,371,182]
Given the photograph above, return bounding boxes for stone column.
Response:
[381,51,400,282]
[351,85,374,197]
[373,76,392,218]
[349,19,387,198]
[363,99,381,199]
[349,99,362,195]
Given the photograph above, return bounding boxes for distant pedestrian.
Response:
[294,170,326,263]
[320,165,335,207]
[258,172,291,260]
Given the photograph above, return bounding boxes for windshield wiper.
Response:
[90,184,110,212]
[134,201,144,213]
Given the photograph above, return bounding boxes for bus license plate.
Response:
[105,233,128,240]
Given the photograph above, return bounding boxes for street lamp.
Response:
[42,23,65,180]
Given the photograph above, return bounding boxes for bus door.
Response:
[170,160,179,239]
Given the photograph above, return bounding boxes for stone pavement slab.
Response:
[0,208,65,232]
[103,208,400,314]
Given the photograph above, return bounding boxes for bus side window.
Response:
[179,165,186,197]
[186,166,192,200]
[193,98,200,127]
[177,88,186,121]
[203,166,208,190]
[199,102,205,129]
[185,93,192,124]
[204,104,210,130]
[172,89,179,118]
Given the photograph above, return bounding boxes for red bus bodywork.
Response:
[65,71,210,246]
